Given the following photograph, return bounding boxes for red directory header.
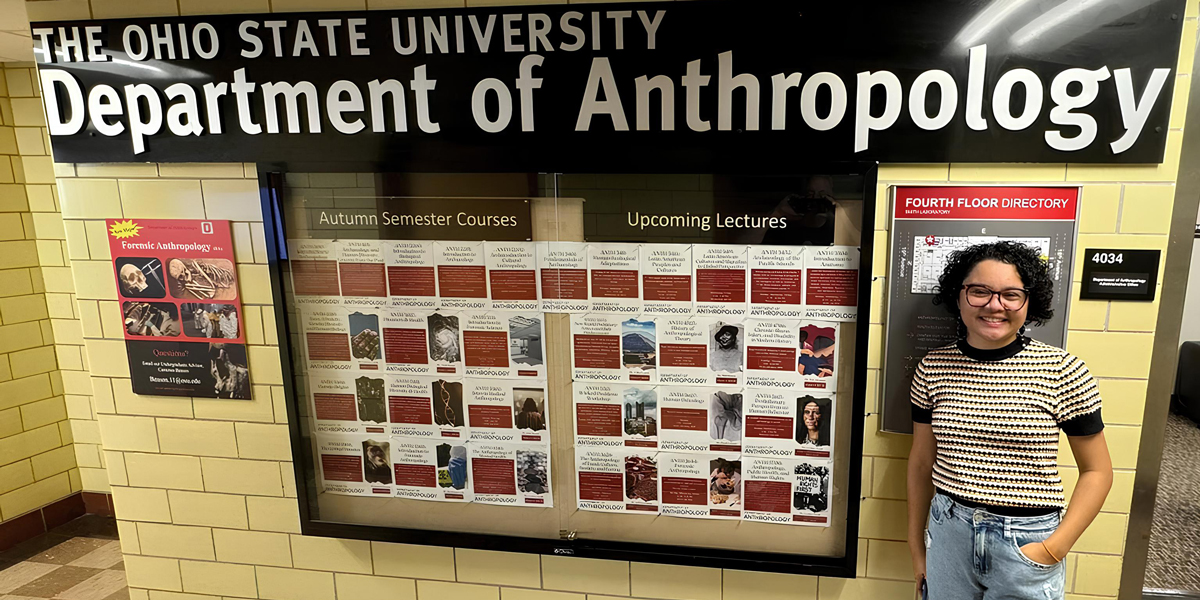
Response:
[894,187,1078,221]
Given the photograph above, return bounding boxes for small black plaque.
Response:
[1080,249,1160,301]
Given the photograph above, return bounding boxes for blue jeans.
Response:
[925,493,1066,600]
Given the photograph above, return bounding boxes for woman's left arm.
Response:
[1023,432,1113,563]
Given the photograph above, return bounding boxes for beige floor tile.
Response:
[0,563,60,594]
[68,542,123,569]
[58,569,128,600]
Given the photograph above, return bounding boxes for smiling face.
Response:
[959,259,1029,349]
[803,401,822,433]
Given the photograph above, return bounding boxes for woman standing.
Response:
[907,242,1112,599]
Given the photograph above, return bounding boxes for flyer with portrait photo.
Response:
[741,456,832,526]
[658,387,743,453]
[435,241,489,310]
[538,241,589,313]
[748,246,805,319]
[390,437,472,502]
[384,240,438,310]
[743,389,834,459]
[575,447,659,514]
[573,382,658,449]
[659,452,742,519]
[308,369,388,435]
[316,433,394,496]
[657,318,744,386]
[381,309,436,376]
[803,245,859,322]
[301,305,384,372]
[465,378,549,444]
[797,321,839,392]
[693,244,749,318]
[338,239,388,310]
[460,311,546,379]
[743,319,800,389]
[469,441,553,507]
[588,243,642,315]
[288,238,341,307]
[485,242,540,312]
[641,244,693,316]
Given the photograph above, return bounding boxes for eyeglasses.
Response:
[962,284,1029,310]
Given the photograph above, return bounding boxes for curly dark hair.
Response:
[932,241,1054,326]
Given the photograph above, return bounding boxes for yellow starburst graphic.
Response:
[109,220,142,239]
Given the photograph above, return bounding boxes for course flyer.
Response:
[385,373,443,438]
[659,452,742,519]
[743,319,800,389]
[469,441,553,507]
[390,437,472,502]
[109,219,250,399]
[308,370,388,435]
[384,241,438,310]
[288,238,341,306]
[657,317,744,386]
[743,389,834,459]
[572,313,658,383]
[460,311,546,379]
[435,241,489,310]
[465,378,549,444]
[741,456,832,526]
[380,309,435,376]
[803,245,859,322]
[316,433,394,496]
[485,242,539,311]
[797,321,839,392]
[429,377,469,439]
[748,245,805,319]
[641,244,693,317]
[693,244,748,318]
[338,239,388,310]
[426,311,466,374]
[659,387,743,453]
[302,306,384,372]
[538,241,589,313]
[575,447,659,514]
[572,382,658,449]
[588,243,642,315]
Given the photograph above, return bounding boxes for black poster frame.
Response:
[261,162,877,578]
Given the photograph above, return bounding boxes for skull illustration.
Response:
[120,263,149,293]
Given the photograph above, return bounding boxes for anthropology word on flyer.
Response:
[748,246,805,318]
[657,317,744,386]
[460,311,546,379]
[659,452,743,519]
[744,389,834,459]
[302,305,384,372]
[538,241,589,313]
[108,219,250,399]
[338,240,388,310]
[384,240,438,310]
[390,437,472,502]
[316,433,394,496]
[435,241,489,310]
[288,239,341,306]
[803,245,859,321]
[380,310,437,376]
[588,243,642,314]
[575,447,659,514]
[641,244,693,316]
[469,441,553,507]
[742,456,832,526]
[465,378,550,444]
[659,387,743,453]
[570,313,658,383]
[573,382,658,449]
[693,244,749,318]
[308,370,388,435]
[485,241,539,311]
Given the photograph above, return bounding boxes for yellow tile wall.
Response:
[10,0,1194,598]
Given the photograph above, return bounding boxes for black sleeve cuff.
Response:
[1061,409,1105,436]
[912,405,932,424]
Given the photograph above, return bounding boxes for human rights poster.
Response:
[107,219,249,399]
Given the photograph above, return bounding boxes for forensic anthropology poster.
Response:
[108,219,249,399]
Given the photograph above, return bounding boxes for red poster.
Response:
[747,346,796,371]
[750,269,803,305]
[643,275,691,302]
[806,269,858,306]
[578,472,623,501]
[659,344,706,368]
[745,415,792,438]
[490,270,538,300]
[541,268,588,299]
[573,335,620,369]
[696,269,746,302]
[463,331,510,367]
[382,328,429,364]
[292,260,340,296]
[107,219,249,399]
[660,408,707,431]
[388,396,433,425]
[661,477,707,505]
[472,457,517,495]
[438,265,488,298]
[387,266,437,297]
[743,480,791,513]
[576,404,622,437]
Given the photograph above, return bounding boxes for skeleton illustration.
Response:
[170,259,236,299]
[120,263,149,294]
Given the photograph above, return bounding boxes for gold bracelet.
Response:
[1041,541,1061,562]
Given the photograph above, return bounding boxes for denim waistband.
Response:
[936,493,1062,530]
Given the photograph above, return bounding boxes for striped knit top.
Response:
[911,336,1104,509]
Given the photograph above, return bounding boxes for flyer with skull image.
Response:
[485,242,539,312]
[460,311,546,380]
[659,387,743,453]
[537,241,589,313]
[383,240,438,310]
[389,437,472,502]
[748,246,806,319]
[315,433,395,496]
[575,447,659,514]
[743,389,834,459]
[588,243,642,315]
[308,369,388,435]
[741,456,832,526]
[465,378,549,444]
[469,441,553,507]
[434,241,489,310]
[301,305,384,372]
[572,382,658,449]
[658,452,743,519]
[641,244,693,317]
[288,238,341,307]
[337,239,388,310]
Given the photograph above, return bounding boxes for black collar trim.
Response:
[957,336,1029,362]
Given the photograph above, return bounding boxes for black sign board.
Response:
[1081,249,1161,301]
[31,0,1184,170]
